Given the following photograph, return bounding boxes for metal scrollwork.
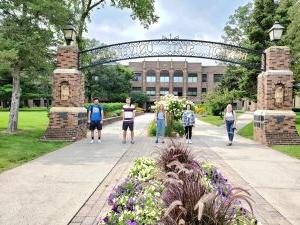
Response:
[79,39,263,70]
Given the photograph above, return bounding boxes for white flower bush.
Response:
[154,94,195,121]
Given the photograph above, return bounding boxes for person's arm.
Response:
[101,107,104,124]
[87,106,91,123]
[122,107,125,121]
[133,105,136,119]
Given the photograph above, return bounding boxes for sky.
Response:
[86,0,251,65]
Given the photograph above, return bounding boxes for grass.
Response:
[0,111,68,173]
[198,112,243,126]
[272,146,300,159]
[237,122,254,140]
[238,112,300,160]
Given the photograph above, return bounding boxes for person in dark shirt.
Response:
[88,97,104,143]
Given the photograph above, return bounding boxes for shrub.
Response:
[85,102,124,112]
[148,120,157,136]
[148,120,185,137]
[157,142,194,172]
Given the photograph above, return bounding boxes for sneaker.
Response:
[98,139,102,143]
[226,142,232,146]
[90,140,94,144]
[131,140,135,144]
[186,140,189,144]
[189,140,192,144]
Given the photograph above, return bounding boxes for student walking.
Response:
[122,97,136,144]
[224,104,237,146]
[182,104,195,144]
[155,104,166,144]
[88,97,104,144]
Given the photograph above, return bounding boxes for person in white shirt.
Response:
[122,97,136,144]
[224,104,237,146]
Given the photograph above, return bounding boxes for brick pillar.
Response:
[254,46,300,145]
[44,46,87,141]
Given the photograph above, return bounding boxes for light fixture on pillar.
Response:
[268,21,284,42]
[63,23,76,45]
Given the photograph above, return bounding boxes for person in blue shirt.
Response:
[88,97,104,143]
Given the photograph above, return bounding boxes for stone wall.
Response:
[254,46,300,145]
[44,46,87,141]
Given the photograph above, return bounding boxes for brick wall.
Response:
[265,46,291,71]
[57,46,79,69]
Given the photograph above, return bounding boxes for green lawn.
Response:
[198,112,243,126]
[238,112,300,160]
[0,111,68,173]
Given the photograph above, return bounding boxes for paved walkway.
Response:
[0,114,154,225]
[192,116,300,225]
[1,113,299,225]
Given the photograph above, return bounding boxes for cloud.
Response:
[85,0,250,65]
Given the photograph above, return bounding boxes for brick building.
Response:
[129,60,226,106]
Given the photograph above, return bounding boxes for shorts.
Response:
[89,121,102,131]
[122,121,134,131]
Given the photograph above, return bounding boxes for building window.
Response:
[188,73,198,83]
[146,87,156,96]
[146,70,156,82]
[132,87,141,93]
[173,87,183,96]
[173,70,183,83]
[213,74,223,83]
[202,88,207,93]
[132,72,142,82]
[202,74,207,82]
[160,70,169,83]
[160,87,169,96]
[187,88,197,96]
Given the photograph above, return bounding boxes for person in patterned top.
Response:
[182,104,195,144]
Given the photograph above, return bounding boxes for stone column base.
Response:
[254,110,300,145]
[43,107,87,141]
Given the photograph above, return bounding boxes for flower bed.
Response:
[101,142,257,225]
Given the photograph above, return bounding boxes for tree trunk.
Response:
[7,64,21,133]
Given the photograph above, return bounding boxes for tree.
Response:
[220,0,297,101]
[130,92,149,107]
[0,0,70,133]
[89,64,134,101]
[68,0,159,50]
[285,0,300,82]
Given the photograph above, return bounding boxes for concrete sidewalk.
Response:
[192,118,300,225]
[0,113,154,225]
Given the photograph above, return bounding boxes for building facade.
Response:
[129,60,226,105]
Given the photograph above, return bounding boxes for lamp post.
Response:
[268,21,284,42]
[63,23,76,45]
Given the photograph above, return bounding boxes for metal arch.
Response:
[79,39,264,70]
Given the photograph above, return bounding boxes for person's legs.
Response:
[156,120,161,142]
[122,122,127,143]
[226,120,234,145]
[129,122,134,143]
[97,121,102,143]
[185,126,189,143]
[189,126,192,140]
[161,120,165,143]
[90,121,95,143]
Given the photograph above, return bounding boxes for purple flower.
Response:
[103,217,109,223]
[108,193,115,205]
[126,220,137,225]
